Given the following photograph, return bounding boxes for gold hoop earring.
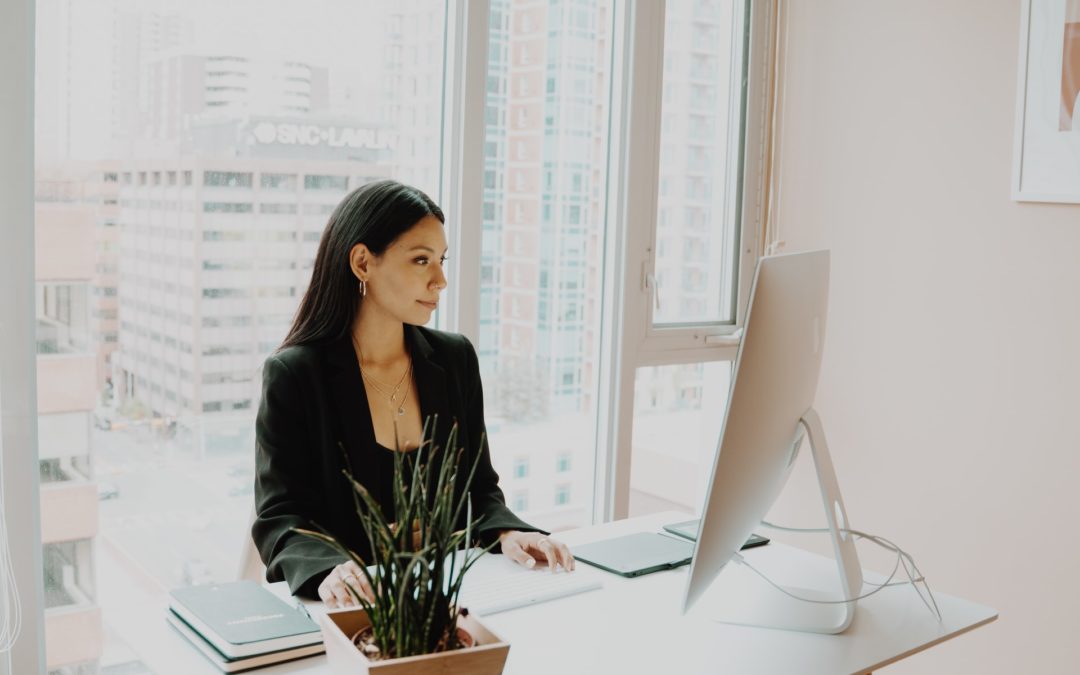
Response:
[359,279,367,297]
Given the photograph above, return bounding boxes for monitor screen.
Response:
[682,250,831,614]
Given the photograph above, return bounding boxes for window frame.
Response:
[4,0,779,667]
[431,0,778,522]
[2,1,46,673]
[592,0,777,520]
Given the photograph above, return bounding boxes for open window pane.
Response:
[478,0,614,532]
[652,0,744,326]
[34,1,446,671]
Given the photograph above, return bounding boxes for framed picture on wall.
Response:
[1012,0,1080,203]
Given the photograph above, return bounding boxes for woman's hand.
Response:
[499,531,576,572]
[318,561,375,608]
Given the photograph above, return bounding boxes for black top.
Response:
[252,325,542,598]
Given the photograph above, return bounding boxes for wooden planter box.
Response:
[320,608,509,675]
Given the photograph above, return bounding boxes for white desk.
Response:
[157,511,996,675]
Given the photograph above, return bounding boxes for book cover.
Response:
[168,581,321,658]
[167,609,324,673]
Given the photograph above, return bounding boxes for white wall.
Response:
[764,1,1080,672]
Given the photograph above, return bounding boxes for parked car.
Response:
[93,409,129,431]
[97,481,120,500]
[93,410,113,431]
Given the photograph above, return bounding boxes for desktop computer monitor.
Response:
[682,250,860,632]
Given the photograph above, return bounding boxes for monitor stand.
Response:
[692,408,863,634]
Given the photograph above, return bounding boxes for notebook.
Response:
[168,581,321,658]
[572,532,694,578]
[167,609,324,673]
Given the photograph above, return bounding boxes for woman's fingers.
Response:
[340,562,374,602]
[536,538,575,572]
[555,539,576,571]
[502,532,576,572]
[320,563,370,608]
[343,574,374,603]
[537,539,559,572]
[332,564,354,604]
[318,582,339,608]
[502,535,538,569]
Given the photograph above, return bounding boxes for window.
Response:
[21,1,769,671]
[29,1,450,671]
[555,484,571,506]
[478,0,615,532]
[35,283,90,353]
[43,540,95,609]
[513,458,529,479]
[204,171,253,188]
[629,362,731,515]
[203,202,253,213]
[261,173,298,190]
[650,0,744,326]
[260,203,298,214]
[304,174,348,191]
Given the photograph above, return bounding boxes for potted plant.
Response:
[293,417,509,675]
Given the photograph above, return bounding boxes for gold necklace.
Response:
[354,338,413,416]
[362,363,413,417]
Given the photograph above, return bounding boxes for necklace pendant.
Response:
[397,406,405,417]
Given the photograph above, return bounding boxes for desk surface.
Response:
[152,511,996,675]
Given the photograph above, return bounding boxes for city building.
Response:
[114,116,395,440]
[140,53,330,148]
[35,169,105,674]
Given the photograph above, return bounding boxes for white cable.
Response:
[762,520,942,621]
[733,520,942,622]
[0,487,22,652]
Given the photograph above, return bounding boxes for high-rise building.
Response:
[382,0,445,194]
[114,116,395,435]
[654,0,736,326]
[35,0,192,163]
[473,0,614,529]
[483,0,609,419]
[140,53,330,147]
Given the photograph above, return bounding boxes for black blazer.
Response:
[252,326,541,598]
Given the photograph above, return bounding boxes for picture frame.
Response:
[1012,0,1080,203]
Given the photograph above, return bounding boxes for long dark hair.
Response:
[279,179,444,349]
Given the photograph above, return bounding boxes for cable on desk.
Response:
[729,521,942,622]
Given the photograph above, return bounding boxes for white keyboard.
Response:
[458,571,603,616]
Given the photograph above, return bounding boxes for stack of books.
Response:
[167,581,324,672]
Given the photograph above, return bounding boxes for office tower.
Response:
[477,0,612,528]
[114,117,393,438]
[484,0,608,418]
[35,0,191,164]
[139,53,330,148]
[382,0,445,195]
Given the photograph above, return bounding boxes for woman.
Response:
[253,179,575,608]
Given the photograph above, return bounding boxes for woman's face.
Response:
[357,214,448,326]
